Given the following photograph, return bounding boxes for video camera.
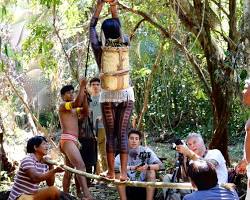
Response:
[171,139,186,167]
[172,139,185,150]
[139,151,151,160]
[137,151,151,167]
[133,151,151,179]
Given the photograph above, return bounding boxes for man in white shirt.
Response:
[176,132,228,183]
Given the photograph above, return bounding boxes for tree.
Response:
[118,0,247,163]
[244,0,250,76]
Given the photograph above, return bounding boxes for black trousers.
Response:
[126,186,146,200]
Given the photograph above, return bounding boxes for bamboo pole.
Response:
[45,158,194,190]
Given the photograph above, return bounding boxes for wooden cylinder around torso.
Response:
[101,46,130,91]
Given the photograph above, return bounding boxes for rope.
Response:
[45,158,194,190]
[84,40,92,104]
[84,41,90,78]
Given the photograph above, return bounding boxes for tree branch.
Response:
[228,0,238,51]
[210,0,229,18]
[5,73,48,136]
[52,5,78,80]
[170,0,199,35]
[137,41,165,131]
[129,18,145,41]
[189,0,206,51]
[214,29,235,49]
[118,2,212,96]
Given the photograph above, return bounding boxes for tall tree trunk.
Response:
[171,0,233,164]
[228,0,238,51]
[209,79,231,165]
[119,1,236,164]
[203,37,232,165]
[244,0,250,75]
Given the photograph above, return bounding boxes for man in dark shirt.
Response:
[183,160,239,200]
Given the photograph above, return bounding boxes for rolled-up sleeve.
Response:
[89,17,101,69]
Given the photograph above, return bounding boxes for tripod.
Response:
[164,152,184,200]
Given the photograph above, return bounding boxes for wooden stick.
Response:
[45,158,194,190]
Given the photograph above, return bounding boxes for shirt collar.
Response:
[29,153,39,162]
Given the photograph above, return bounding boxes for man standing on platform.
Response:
[90,0,134,181]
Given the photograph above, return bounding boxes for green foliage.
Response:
[0,60,4,72]
[39,0,60,8]
[0,5,7,20]
[4,44,14,58]
[39,110,59,128]
[130,29,213,140]
[65,3,81,28]
[240,69,248,80]
[22,23,57,71]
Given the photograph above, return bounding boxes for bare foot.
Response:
[119,173,128,182]
[82,194,94,200]
[100,171,115,180]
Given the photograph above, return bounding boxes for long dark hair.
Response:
[101,18,121,39]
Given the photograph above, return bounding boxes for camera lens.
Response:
[175,139,183,145]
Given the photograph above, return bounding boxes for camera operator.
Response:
[176,132,228,184]
[115,129,163,200]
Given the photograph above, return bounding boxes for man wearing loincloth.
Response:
[59,79,93,200]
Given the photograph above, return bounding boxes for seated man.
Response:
[115,129,163,200]
[8,136,64,200]
[183,160,239,200]
[176,132,228,183]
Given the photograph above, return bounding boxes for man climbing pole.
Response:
[89,0,134,181]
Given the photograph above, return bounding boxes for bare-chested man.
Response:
[59,79,93,200]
